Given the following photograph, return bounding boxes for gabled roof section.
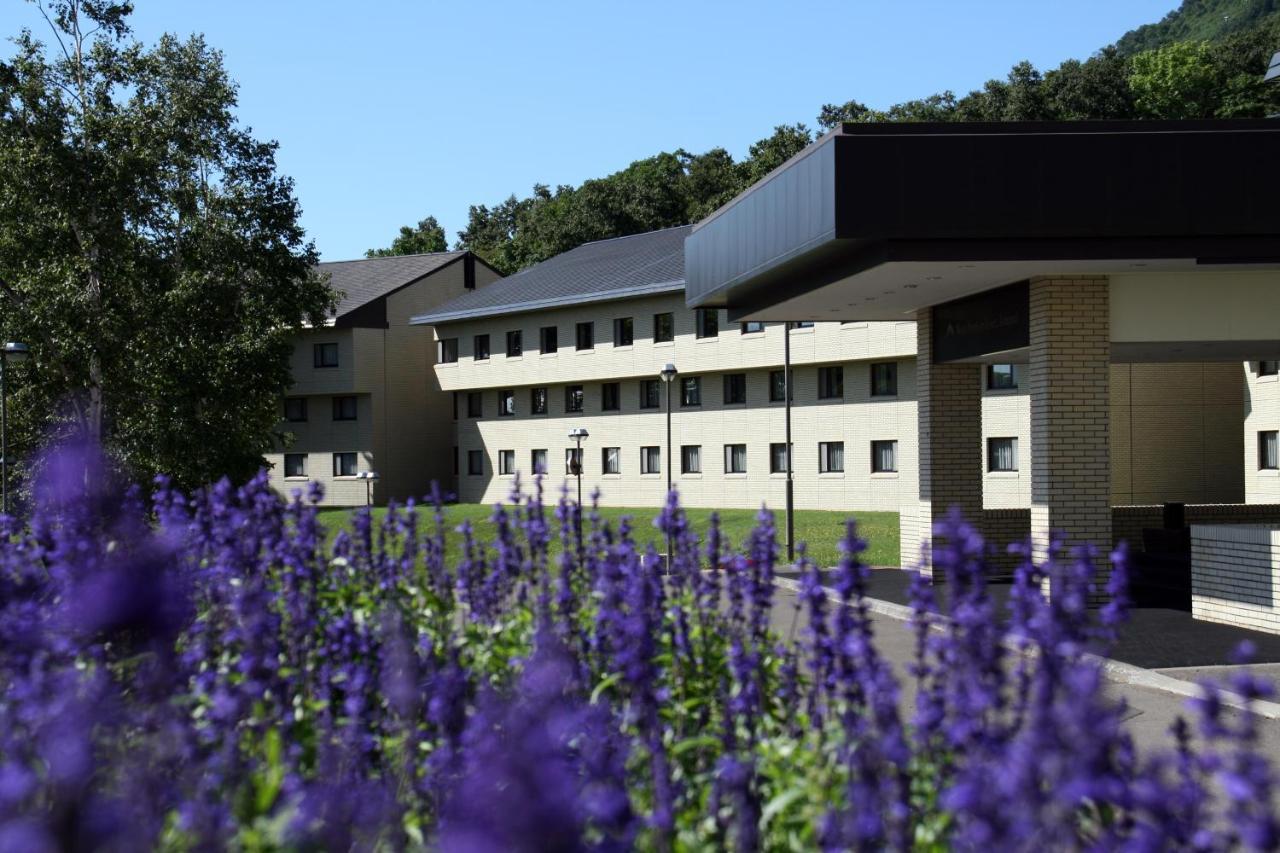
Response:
[411,225,690,326]
[320,251,468,320]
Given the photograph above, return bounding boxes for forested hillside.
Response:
[369,4,1280,273]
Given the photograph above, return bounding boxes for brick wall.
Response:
[1246,361,1280,504]
[1191,524,1280,634]
[1029,277,1111,560]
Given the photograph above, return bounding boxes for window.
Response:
[453,447,459,476]
[601,382,621,412]
[284,453,307,478]
[653,312,674,343]
[437,338,458,364]
[870,362,897,397]
[769,443,791,474]
[1261,361,1280,377]
[769,370,791,403]
[565,448,583,475]
[284,397,307,422]
[498,449,515,475]
[819,442,844,473]
[498,389,515,417]
[468,450,484,476]
[565,385,584,413]
[467,391,483,418]
[680,376,701,407]
[602,447,621,475]
[725,443,747,474]
[741,321,765,334]
[531,387,548,415]
[1261,431,1279,470]
[818,366,844,399]
[576,321,594,351]
[506,330,523,358]
[313,342,339,368]
[613,317,634,347]
[988,437,1018,472]
[641,446,661,475]
[531,449,548,474]
[639,379,661,410]
[695,308,719,339]
[681,445,702,474]
[871,440,898,473]
[473,334,490,361]
[333,452,357,477]
[540,326,558,354]
[987,364,1017,390]
[792,321,814,329]
[332,395,358,421]
[723,373,746,405]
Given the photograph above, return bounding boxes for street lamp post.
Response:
[1,342,30,515]
[357,470,380,509]
[659,363,678,571]
[783,323,794,562]
[567,427,588,507]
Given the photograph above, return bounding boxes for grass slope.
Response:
[316,504,901,569]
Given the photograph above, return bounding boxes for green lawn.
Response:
[315,504,900,568]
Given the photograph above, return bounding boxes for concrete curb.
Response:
[773,576,1280,722]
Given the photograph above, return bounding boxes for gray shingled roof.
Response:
[320,252,466,319]
[410,225,690,325]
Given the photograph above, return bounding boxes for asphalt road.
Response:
[768,585,1280,760]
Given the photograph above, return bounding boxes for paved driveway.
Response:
[768,584,1280,760]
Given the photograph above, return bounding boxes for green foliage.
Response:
[1130,40,1227,118]
[1113,0,1280,55]
[365,215,448,257]
[0,1,333,492]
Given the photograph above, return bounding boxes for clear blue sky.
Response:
[5,0,1176,261]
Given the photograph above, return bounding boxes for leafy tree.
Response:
[1129,40,1227,118]
[1114,0,1280,55]
[741,123,813,183]
[365,215,448,257]
[0,0,332,491]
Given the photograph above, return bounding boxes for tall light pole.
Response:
[1,342,29,515]
[568,427,588,507]
[783,323,794,562]
[659,363,678,570]
[358,470,380,509]
[659,363,678,497]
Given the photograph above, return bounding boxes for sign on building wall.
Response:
[931,280,1029,362]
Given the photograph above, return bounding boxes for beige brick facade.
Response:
[1245,361,1280,504]
[266,257,501,507]
[1191,524,1280,634]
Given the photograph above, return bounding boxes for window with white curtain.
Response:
[681,445,701,474]
[988,437,1018,472]
[531,449,547,474]
[769,443,790,474]
[602,446,621,475]
[819,441,844,473]
[871,440,897,473]
[641,446,661,475]
[498,449,515,475]
[1261,431,1279,470]
[725,443,747,474]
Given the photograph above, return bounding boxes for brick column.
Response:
[905,307,983,577]
[1029,277,1111,569]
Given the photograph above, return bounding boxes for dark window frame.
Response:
[601,382,621,412]
[498,449,515,475]
[870,362,897,397]
[467,391,483,418]
[695,308,719,339]
[1260,431,1279,470]
[723,373,747,405]
[653,312,674,343]
[741,321,766,334]
[680,376,701,407]
[530,387,548,415]
[313,342,340,368]
[613,317,634,347]
[725,443,748,474]
[681,444,702,474]
[467,449,484,476]
[540,326,558,354]
[871,440,898,473]
[769,369,791,403]
[819,441,844,473]
[333,451,358,477]
[640,446,661,475]
[473,334,490,361]
[437,338,458,364]
[531,448,548,474]
[1261,361,1280,377]
[565,384,585,413]
[987,363,1017,390]
[332,395,358,421]
[284,453,307,478]
[498,389,515,417]
[284,397,308,423]
[601,446,622,475]
[769,443,791,475]
[818,366,845,400]
[639,379,661,410]
[575,321,594,351]
[506,330,523,358]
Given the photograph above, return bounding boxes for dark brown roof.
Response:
[319,252,467,319]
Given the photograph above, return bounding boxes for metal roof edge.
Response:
[410,279,686,326]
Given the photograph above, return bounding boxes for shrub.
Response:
[0,442,1275,850]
